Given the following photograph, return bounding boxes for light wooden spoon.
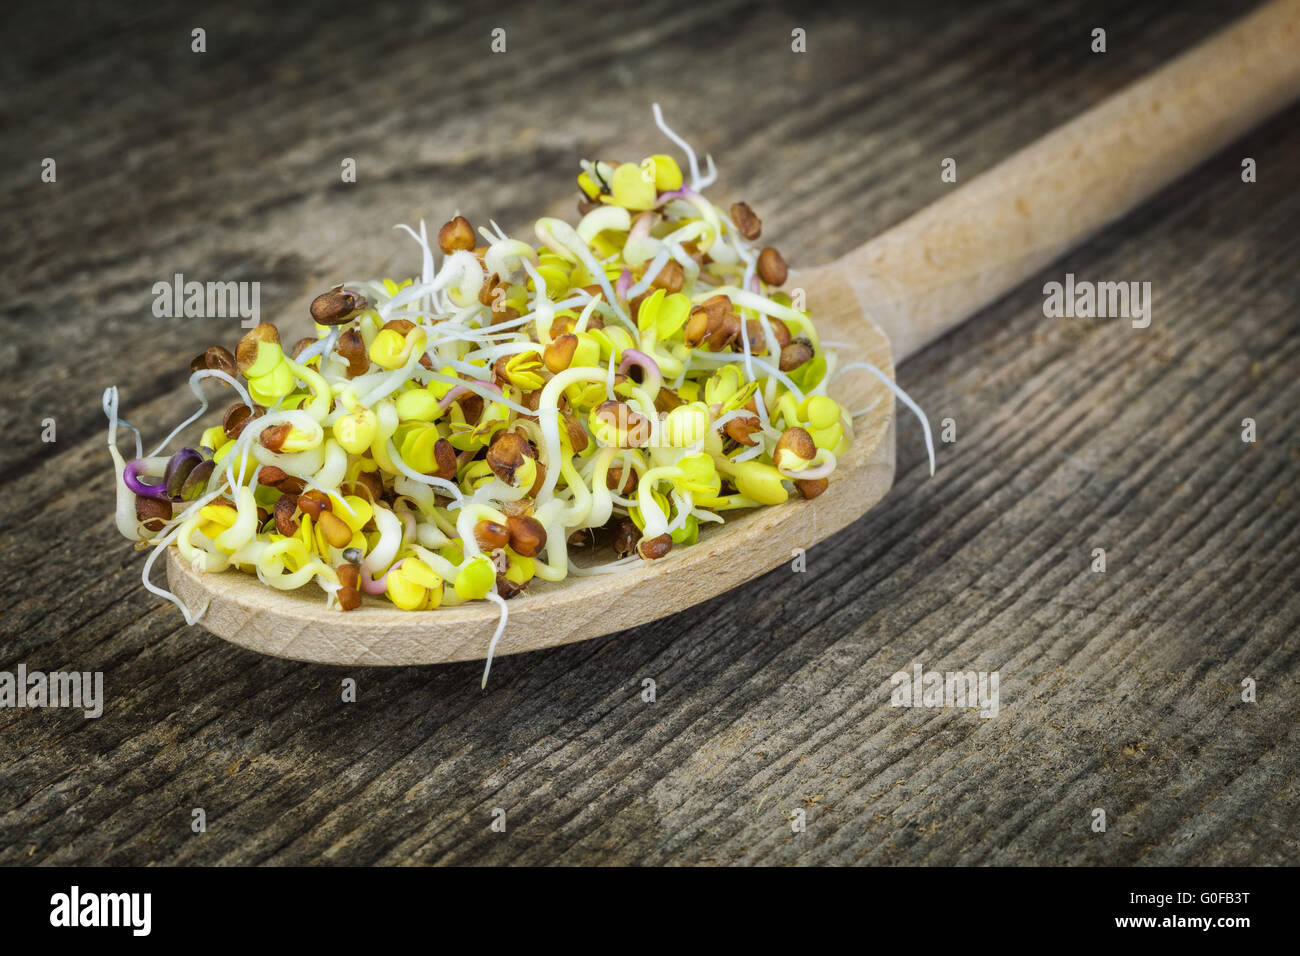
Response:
[168,0,1300,666]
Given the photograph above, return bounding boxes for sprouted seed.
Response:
[104,105,934,683]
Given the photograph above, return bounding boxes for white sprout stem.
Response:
[666,491,694,533]
[836,361,936,477]
[421,370,533,416]
[480,591,510,689]
[652,102,701,190]
[736,310,757,381]
[102,386,143,459]
[395,221,437,297]
[687,350,806,404]
[536,218,631,329]
[625,250,672,300]
[356,349,426,408]
[147,369,254,458]
[139,479,236,624]
[294,325,342,365]
[385,439,464,502]
[536,366,606,502]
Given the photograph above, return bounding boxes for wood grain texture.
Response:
[850,0,1300,359]
[1,0,1297,866]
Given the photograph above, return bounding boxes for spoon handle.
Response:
[834,0,1300,362]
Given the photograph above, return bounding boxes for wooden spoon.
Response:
[168,0,1300,666]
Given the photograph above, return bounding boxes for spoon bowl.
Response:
[168,265,898,665]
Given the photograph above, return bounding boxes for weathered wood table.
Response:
[2,0,1296,865]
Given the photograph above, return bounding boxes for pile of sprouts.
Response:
[104,106,933,681]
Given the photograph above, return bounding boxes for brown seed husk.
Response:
[654,388,685,413]
[134,495,172,533]
[258,465,290,487]
[612,518,639,558]
[222,402,254,440]
[757,247,788,286]
[486,431,534,485]
[474,520,510,550]
[458,393,485,424]
[337,564,360,592]
[317,510,353,548]
[795,477,829,499]
[438,215,475,254]
[562,412,589,454]
[431,438,458,481]
[273,494,300,536]
[290,337,317,360]
[650,259,684,294]
[190,345,237,378]
[310,286,368,325]
[258,422,292,452]
[637,533,673,560]
[729,201,762,240]
[337,328,370,378]
[594,400,653,448]
[683,307,711,348]
[779,341,813,371]
[708,312,741,351]
[606,466,638,494]
[490,305,521,327]
[495,574,527,599]
[506,515,547,557]
[775,426,817,465]
[741,319,767,355]
[337,583,362,612]
[479,273,505,309]
[545,333,578,373]
[297,489,331,520]
[724,415,762,447]
[236,323,281,373]
[528,459,547,498]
